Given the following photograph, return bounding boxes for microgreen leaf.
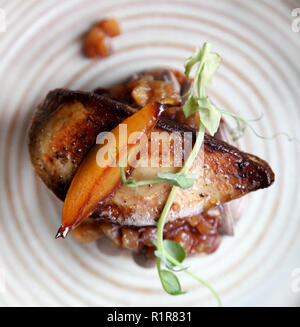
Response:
[163,240,186,262]
[154,250,174,270]
[158,269,186,295]
[183,95,199,118]
[154,240,188,272]
[183,42,221,137]
[197,97,221,136]
[200,53,221,86]
[157,172,196,189]
[184,47,202,79]
[153,43,223,305]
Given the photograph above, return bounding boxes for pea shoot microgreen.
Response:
[153,43,222,306]
[119,165,196,191]
[115,43,222,305]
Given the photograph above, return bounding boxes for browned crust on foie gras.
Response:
[28,88,274,226]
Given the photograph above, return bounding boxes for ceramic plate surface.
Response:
[0,0,300,306]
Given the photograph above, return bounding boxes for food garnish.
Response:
[110,43,223,303]
[57,102,164,238]
[153,43,222,304]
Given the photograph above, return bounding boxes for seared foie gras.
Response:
[29,88,274,214]
[94,131,273,226]
[28,73,274,259]
[29,89,136,200]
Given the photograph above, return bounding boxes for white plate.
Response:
[0,0,299,306]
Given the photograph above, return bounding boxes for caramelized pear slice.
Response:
[57,102,164,237]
